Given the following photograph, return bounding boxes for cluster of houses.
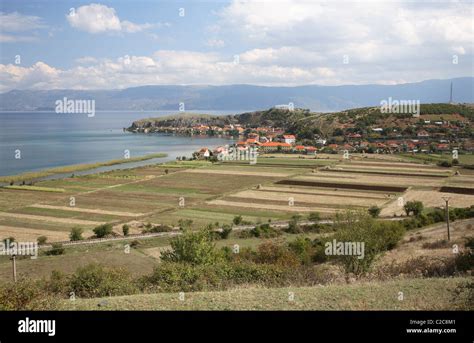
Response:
[194,131,319,160]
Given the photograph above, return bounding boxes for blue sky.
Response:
[1,0,473,91]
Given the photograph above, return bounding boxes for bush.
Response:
[308,212,320,222]
[45,243,65,256]
[143,225,172,234]
[219,224,232,239]
[93,223,113,238]
[327,211,405,274]
[422,239,449,249]
[375,256,457,279]
[233,215,243,225]
[69,264,137,298]
[437,160,452,168]
[69,227,83,241]
[404,201,424,216]
[161,228,222,265]
[140,261,287,293]
[288,237,315,265]
[122,224,130,236]
[0,279,59,310]
[250,223,281,238]
[454,250,473,272]
[37,236,48,245]
[452,281,474,310]
[368,206,381,218]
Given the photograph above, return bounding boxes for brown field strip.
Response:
[326,168,449,178]
[0,212,105,226]
[297,173,445,187]
[276,180,407,193]
[185,169,291,177]
[439,186,474,195]
[260,186,391,199]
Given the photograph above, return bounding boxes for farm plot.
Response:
[226,189,388,208]
[380,189,474,217]
[294,171,445,188]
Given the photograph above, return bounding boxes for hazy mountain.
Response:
[1,77,472,112]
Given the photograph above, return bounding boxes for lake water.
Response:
[0,111,242,177]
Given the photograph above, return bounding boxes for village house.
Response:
[283,134,296,145]
[259,142,292,153]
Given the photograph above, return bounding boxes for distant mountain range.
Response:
[1,77,472,112]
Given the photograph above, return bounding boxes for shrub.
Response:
[140,261,287,293]
[143,225,172,233]
[327,211,405,274]
[161,228,222,265]
[452,281,474,310]
[437,160,452,168]
[404,201,424,216]
[46,243,65,256]
[368,206,381,218]
[288,237,315,265]
[69,227,83,241]
[122,224,130,236]
[233,215,243,225]
[69,264,137,298]
[0,279,59,310]
[422,239,449,249]
[37,236,48,245]
[250,223,281,238]
[219,224,232,239]
[178,219,193,230]
[375,256,457,278]
[253,241,300,267]
[93,223,113,238]
[308,212,320,222]
[454,250,473,272]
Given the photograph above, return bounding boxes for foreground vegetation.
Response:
[59,277,471,310]
[1,211,472,311]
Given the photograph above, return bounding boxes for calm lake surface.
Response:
[0,111,242,177]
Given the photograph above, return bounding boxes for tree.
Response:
[219,224,233,239]
[69,227,83,241]
[93,223,113,238]
[287,214,302,234]
[368,206,381,218]
[233,215,243,225]
[161,228,221,265]
[122,224,130,237]
[37,236,48,245]
[404,201,424,216]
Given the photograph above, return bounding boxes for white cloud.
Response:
[0,12,46,32]
[0,12,46,42]
[67,4,160,34]
[206,39,225,47]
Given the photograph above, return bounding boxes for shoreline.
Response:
[0,152,168,184]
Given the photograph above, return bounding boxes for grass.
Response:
[58,277,470,310]
[0,152,168,183]
[3,185,65,192]
[400,153,474,166]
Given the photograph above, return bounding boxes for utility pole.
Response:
[442,197,451,241]
[11,254,17,282]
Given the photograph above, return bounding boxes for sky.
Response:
[0,0,473,92]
